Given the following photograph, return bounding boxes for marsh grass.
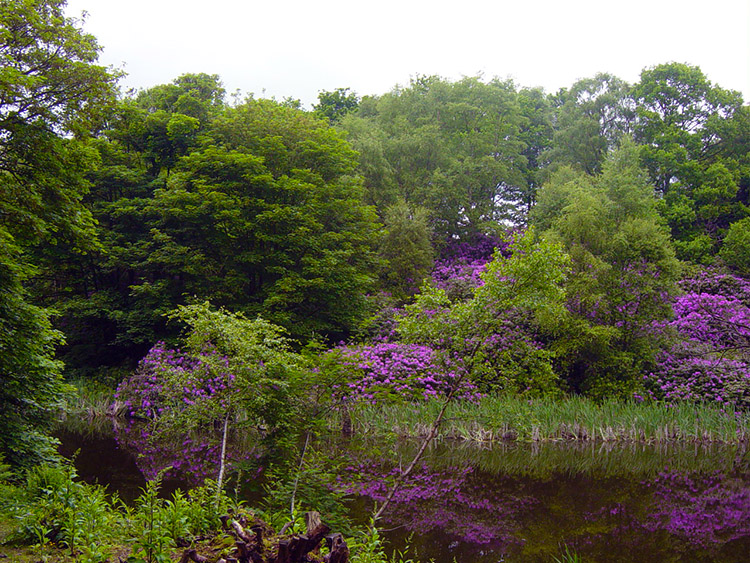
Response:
[63,378,120,417]
[336,396,750,444]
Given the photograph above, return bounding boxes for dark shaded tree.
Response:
[0,0,118,465]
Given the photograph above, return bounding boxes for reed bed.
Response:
[336,396,750,444]
[62,378,120,417]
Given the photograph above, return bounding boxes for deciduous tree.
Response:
[0,0,118,465]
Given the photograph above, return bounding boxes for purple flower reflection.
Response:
[113,419,260,486]
[337,461,532,550]
[644,471,750,548]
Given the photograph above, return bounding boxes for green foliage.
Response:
[349,524,388,563]
[378,200,434,301]
[6,462,120,562]
[349,522,419,563]
[0,459,238,563]
[633,62,746,259]
[0,0,119,467]
[473,228,570,330]
[513,87,555,222]
[0,0,117,249]
[118,302,341,513]
[128,475,177,563]
[314,87,360,123]
[341,75,528,236]
[125,475,232,563]
[552,545,583,563]
[56,96,381,368]
[719,217,750,274]
[545,73,633,176]
[399,229,570,395]
[533,139,680,395]
[0,228,70,467]
[345,395,750,444]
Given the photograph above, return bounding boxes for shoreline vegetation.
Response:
[336,396,750,444]
[68,380,750,445]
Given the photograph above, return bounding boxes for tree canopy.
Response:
[0,0,118,466]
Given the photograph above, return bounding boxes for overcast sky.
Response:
[65,0,750,109]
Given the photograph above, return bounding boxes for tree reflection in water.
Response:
[59,421,750,562]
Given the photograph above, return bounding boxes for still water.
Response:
[57,418,750,562]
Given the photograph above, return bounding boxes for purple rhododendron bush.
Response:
[115,342,236,419]
[115,237,750,434]
[324,342,480,403]
[431,232,511,300]
[645,270,750,407]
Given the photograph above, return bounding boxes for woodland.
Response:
[2,0,750,561]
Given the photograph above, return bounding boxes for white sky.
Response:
[65,0,750,109]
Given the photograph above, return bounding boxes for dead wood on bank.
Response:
[182,510,349,563]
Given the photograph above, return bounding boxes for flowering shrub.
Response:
[326,343,478,403]
[649,356,750,406]
[431,233,510,300]
[645,270,750,407]
[114,342,235,418]
[670,292,750,350]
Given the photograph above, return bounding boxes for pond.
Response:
[56,417,750,563]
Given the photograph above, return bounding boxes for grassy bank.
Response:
[336,395,750,444]
[65,378,750,444]
[62,378,119,417]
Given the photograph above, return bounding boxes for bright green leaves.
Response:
[314,87,360,124]
[398,230,570,395]
[474,229,570,331]
[532,140,680,396]
[720,218,750,275]
[0,0,119,467]
[632,63,746,261]
[545,73,633,177]
[79,97,380,348]
[0,0,118,137]
[378,200,434,301]
[0,227,68,466]
[340,75,527,237]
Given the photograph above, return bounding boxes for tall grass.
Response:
[63,378,121,417]
[334,395,750,444]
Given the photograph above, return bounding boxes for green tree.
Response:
[632,63,746,260]
[511,87,554,224]
[533,139,681,396]
[378,200,434,301]
[0,232,69,466]
[0,0,118,465]
[545,73,633,177]
[314,87,359,123]
[49,96,382,371]
[341,75,527,238]
[719,217,750,275]
[123,74,225,178]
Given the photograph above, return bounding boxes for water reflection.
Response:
[56,419,750,562]
[334,438,750,562]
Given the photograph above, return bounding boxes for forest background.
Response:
[2,0,750,478]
